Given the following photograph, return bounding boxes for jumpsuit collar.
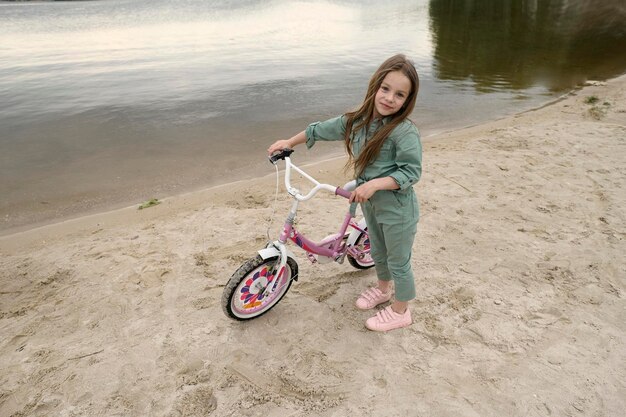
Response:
[370,116,392,127]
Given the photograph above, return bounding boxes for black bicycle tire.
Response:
[221,255,298,320]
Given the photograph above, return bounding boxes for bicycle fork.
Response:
[258,202,298,298]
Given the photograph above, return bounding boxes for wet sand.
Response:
[0,76,625,416]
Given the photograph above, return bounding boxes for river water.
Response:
[1,0,625,233]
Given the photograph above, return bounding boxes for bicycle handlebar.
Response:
[268,148,294,164]
[269,148,352,201]
[335,187,352,199]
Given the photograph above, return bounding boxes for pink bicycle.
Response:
[222,148,374,320]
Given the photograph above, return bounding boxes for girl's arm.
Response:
[267,131,306,155]
[388,125,422,191]
[268,115,347,156]
[349,176,399,203]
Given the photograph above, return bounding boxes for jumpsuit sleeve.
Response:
[304,115,347,149]
[388,123,422,191]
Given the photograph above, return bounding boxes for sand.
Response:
[1,76,625,417]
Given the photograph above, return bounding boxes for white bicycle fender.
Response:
[258,244,298,281]
[257,245,296,262]
[346,218,368,246]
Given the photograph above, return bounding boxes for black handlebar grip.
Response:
[269,148,295,164]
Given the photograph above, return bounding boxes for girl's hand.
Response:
[349,177,400,203]
[349,182,377,203]
[268,139,292,156]
[268,131,306,156]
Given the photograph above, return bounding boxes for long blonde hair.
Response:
[344,54,419,176]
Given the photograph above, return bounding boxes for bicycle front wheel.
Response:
[221,255,298,320]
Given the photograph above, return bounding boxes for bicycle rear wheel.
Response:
[222,255,298,320]
[347,228,375,269]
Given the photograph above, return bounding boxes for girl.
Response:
[268,54,421,332]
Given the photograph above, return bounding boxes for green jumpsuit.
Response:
[305,115,422,301]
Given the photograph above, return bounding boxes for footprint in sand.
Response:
[192,296,215,310]
[525,307,569,327]
[169,386,217,416]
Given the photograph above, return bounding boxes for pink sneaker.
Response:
[355,287,392,310]
[365,306,412,332]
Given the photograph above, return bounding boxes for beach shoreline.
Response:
[0,75,624,416]
[0,77,615,242]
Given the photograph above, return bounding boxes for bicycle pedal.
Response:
[306,252,318,263]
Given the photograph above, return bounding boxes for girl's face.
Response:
[373,70,411,118]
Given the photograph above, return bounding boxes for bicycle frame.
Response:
[260,155,369,296]
[281,209,366,263]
